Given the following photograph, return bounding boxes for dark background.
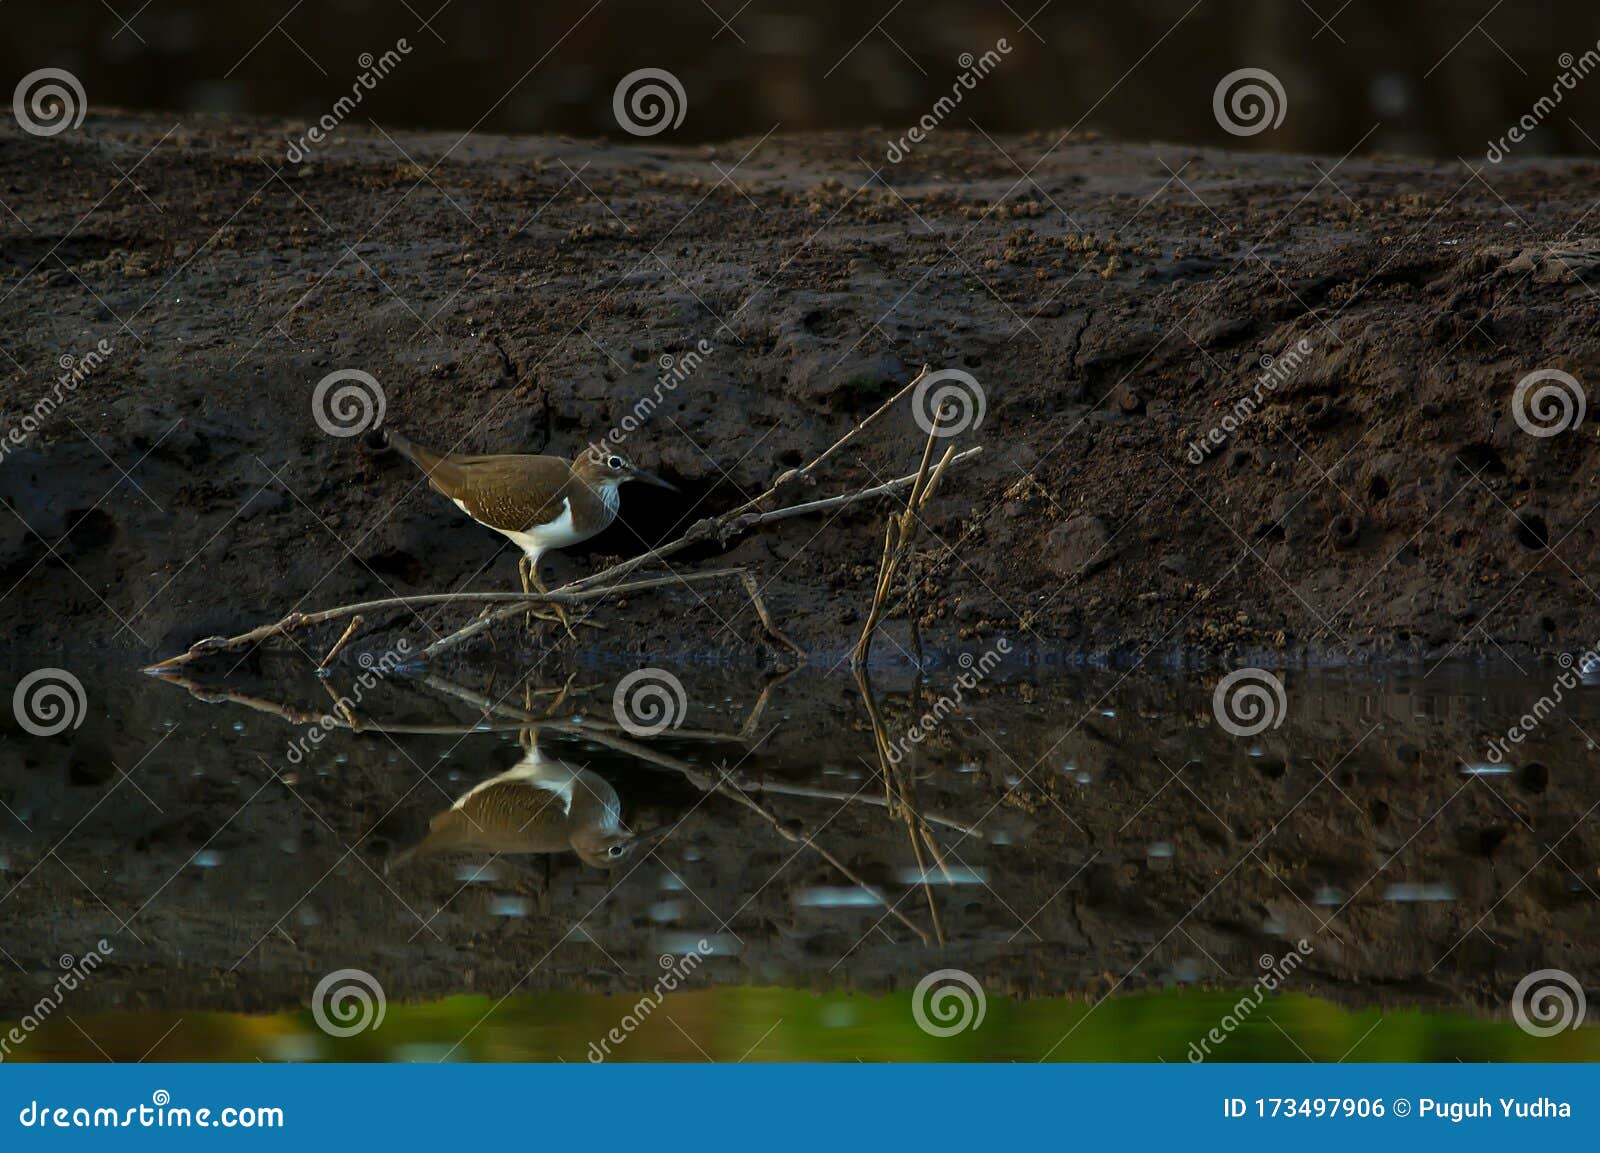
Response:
[3,0,1600,155]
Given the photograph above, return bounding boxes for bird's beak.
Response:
[628,465,679,492]
[627,822,677,851]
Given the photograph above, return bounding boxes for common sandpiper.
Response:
[384,431,677,627]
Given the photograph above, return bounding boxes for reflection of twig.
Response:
[151,669,769,749]
[406,674,931,944]
[577,726,932,946]
[320,679,359,730]
[155,667,948,944]
[146,672,503,734]
[414,671,975,831]
[731,780,980,835]
[855,667,952,946]
[415,672,762,745]
[736,666,800,739]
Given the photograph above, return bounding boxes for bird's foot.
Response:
[528,567,579,641]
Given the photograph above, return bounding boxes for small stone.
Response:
[1045,514,1112,579]
[1199,316,1252,346]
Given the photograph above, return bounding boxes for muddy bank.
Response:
[2,113,1600,669]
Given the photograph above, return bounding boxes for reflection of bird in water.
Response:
[390,737,666,870]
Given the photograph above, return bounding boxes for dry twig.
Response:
[145,364,982,673]
[852,403,959,667]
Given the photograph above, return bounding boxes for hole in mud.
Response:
[63,507,117,552]
[1302,396,1336,427]
[1326,513,1360,549]
[69,744,116,787]
[1455,443,1504,475]
[1515,513,1549,549]
[365,548,428,584]
[1520,762,1549,793]
[1368,475,1390,501]
[602,477,724,558]
[1253,755,1286,779]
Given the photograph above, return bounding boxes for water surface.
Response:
[3,657,1597,1060]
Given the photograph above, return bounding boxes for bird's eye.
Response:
[607,455,625,470]
[608,844,626,857]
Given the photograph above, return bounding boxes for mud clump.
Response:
[1046,514,1113,579]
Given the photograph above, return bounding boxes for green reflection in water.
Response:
[8,988,1596,1062]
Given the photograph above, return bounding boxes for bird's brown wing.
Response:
[426,455,572,533]
[443,781,573,854]
[391,780,572,865]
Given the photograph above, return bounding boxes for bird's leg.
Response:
[518,555,535,630]
[529,563,577,640]
[515,553,575,635]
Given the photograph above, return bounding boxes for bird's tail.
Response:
[384,845,416,874]
[384,835,436,874]
[381,428,455,488]
[382,427,431,467]
[385,810,478,874]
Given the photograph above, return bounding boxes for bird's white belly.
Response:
[454,497,593,557]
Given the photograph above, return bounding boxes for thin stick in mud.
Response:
[852,402,960,667]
